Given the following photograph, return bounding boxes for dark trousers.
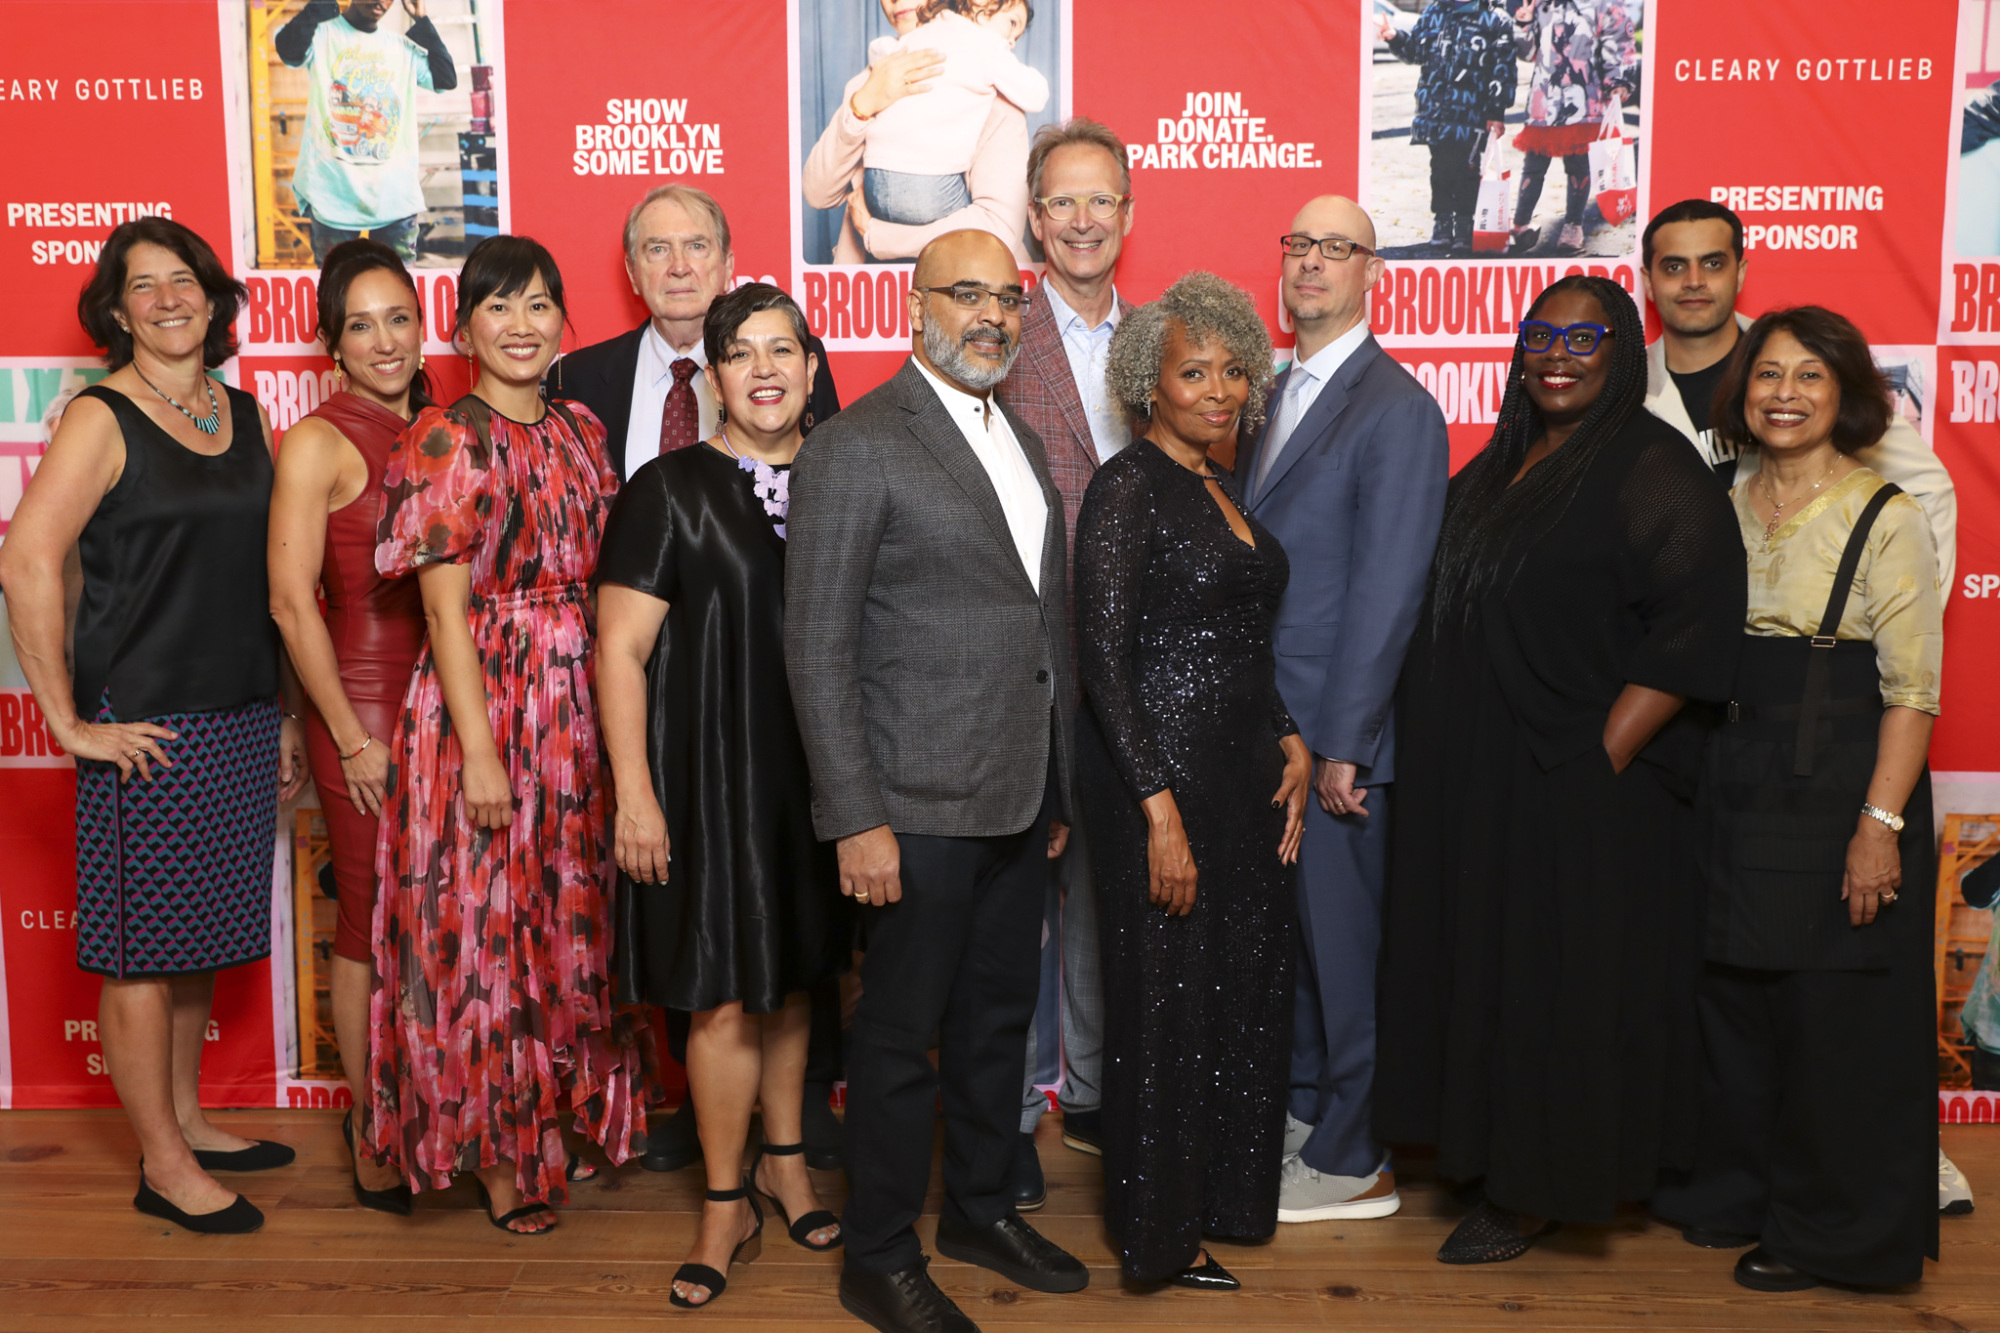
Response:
[1514,152,1590,227]
[1289,783,1391,1177]
[1428,141,1480,219]
[842,786,1055,1273]
[1652,961,1937,1286]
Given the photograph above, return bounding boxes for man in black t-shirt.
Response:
[1638,199,1956,589]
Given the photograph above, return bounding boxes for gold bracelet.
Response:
[340,735,373,763]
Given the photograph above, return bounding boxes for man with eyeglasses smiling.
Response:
[788,228,1087,1333]
[994,116,1136,1213]
[1234,194,1448,1232]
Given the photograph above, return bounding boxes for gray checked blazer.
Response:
[784,358,1075,842]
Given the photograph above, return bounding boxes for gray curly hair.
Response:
[1105,271,1275,435]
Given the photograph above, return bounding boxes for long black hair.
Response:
[1426,274,1648,630]
[316,238,435,410]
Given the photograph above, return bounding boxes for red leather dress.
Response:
[299,392,426,962]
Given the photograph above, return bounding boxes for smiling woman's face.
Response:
[1520,287,1612,428]
[461,276,564,388]
[1744,327,1841,454]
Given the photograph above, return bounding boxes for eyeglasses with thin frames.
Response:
[1035,193,1131,221]
[917,285,1025,314]
[1280,234,1375,261]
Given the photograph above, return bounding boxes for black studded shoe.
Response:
[1437,1200,1558,1264]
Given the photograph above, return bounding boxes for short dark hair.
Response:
[703,282,811,366]
[1641,199,1744,269]
[78,217,246,370]
[316,238,434,409]
[1712,305,1893,454]
[922,0,1034,30]
[452,234,567,336]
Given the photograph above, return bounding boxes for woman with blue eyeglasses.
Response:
[1376,275,1747,1264]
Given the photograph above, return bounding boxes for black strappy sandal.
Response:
[474,1179,556,1235]
[670,1181,764,1309]
[342,1109,412,1215]
[752,1141,843,1251]
[566,1151,597,1184]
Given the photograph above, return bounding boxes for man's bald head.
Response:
[908,229,1025,395]
[1281,195,1384,354]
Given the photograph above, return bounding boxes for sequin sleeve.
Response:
[375,406,494,577]
[1074,455,1172,799]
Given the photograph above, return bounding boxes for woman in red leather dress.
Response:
[268,239,430,1213]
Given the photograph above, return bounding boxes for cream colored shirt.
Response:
[1736,467,1942,715]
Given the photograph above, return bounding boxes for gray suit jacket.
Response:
[1236,335,1448,785]
[785,359,1074,841]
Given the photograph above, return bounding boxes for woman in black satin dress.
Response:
[1077,272,1313,1288]
[595,284,848,1310]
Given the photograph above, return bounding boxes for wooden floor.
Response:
[1,1110,1995,1331]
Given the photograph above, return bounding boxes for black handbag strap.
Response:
[1793,481,1901,776]
[451,393,584,462]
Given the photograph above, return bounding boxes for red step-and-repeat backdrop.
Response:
[1,0,1996,1109]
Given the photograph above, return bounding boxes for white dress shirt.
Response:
[1253,318,1372,496]
[1037,280,1126,464]
[622,321,718,481]
[914,357,1047,593]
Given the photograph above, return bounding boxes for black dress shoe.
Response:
[839,1257,980,1333]
[640,1099,700,1173]
[935,1212,1088,1293]
[1009,1132,1045,1212]
[135,1173,264,1234]
[802,1081,846,1171]
[1059,1108,1102,1156]
[1734,1245,1820,1292]
[191,1139,295,1172]
[1681,1224,1758,1249]
[1165,1251,1240,1290]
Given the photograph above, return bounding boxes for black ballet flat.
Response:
[670,1181,764,1309]
[134,1170,264,1234]
[752,1141,842,1250]
[342,1109,411,1216]
[191,1139,295,1172]
[1165,1252,1241,1290]
[1437,1200,1559,1265]
[474,1180,557,1235]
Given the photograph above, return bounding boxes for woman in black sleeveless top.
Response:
[0,219,308,1236]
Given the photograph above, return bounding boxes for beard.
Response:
[923,318,1019,391]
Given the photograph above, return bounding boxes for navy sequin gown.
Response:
[1074,439,1299,1282]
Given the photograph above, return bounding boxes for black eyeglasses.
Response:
[1280,234,1375,261]
[918,285,1024,314]
[1517,320,1613,356]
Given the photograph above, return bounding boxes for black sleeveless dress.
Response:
[70,383,281,979]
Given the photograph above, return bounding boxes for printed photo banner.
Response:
[0,0,1994,1108]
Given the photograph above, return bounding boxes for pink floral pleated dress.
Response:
[363,398,657,1204]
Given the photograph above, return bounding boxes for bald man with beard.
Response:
[786,230,1086,1332]
[1234,196,1449,1226]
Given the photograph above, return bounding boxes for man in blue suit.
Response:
[1236,195,1448,1224]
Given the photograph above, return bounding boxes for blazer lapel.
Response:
[1022,288,1100,477]
[896,363,1037,589]
[1255,337,1380,504]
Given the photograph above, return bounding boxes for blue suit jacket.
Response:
[1236,335,1448,785]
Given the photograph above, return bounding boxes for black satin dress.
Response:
[595,442,847,1014]
[1074,439,1299,1282]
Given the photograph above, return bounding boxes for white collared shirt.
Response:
[622,321,718,480]
[914,357,1047,594]
[1038,280,1126,464]
[1255,318,1371,493]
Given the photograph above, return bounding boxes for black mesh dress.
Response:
[1376,411,1746,1223]
[1074,439,1300,1281]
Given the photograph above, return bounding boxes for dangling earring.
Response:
[418,351,426,370]
[717,403,728,425]
[801,410,816,433]
[333,355,345,388]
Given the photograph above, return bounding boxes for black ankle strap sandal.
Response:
[669,1180,764,1309]
[753,1141,844,1251]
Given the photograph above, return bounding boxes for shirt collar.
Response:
[913,355,994,422]
[1038,279,1122,336]
[1290,318,1370,385]
[641,320,707,383]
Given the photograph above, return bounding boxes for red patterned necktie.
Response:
[658,357,700,454]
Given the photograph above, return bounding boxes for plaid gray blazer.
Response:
[784,358,1075,841]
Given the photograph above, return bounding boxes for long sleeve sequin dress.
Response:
[1074,440,1299,1282]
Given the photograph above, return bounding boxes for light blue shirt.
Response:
[1254,318,1372,496]
[1038,280,1125,464]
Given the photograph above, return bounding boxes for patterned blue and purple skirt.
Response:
[74,696,280,979]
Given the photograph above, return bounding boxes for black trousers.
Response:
[1428,140,1481,219]
[1652,961,1938,1286]
[841,781,1055,1273]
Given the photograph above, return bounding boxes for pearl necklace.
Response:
[135,366,222,435]
[1757,455,1840,543]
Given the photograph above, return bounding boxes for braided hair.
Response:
[1426,274,1649,632]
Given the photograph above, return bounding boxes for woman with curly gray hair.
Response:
[1074,271,1311,1288]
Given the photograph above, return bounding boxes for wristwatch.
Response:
[1861,803,1906,833]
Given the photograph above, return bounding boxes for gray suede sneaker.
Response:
[1276,1154,1401,1223]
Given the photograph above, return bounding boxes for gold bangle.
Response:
[848,90,873,123]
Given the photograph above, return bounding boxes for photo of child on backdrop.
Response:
[1371,0,1643,259]
[796,0,1066,265]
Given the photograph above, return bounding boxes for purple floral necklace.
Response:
[713,432,792,539]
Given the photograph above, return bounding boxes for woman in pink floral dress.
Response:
[364,235,655,1233]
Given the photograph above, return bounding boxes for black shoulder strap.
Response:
[1793,481,1902,776]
